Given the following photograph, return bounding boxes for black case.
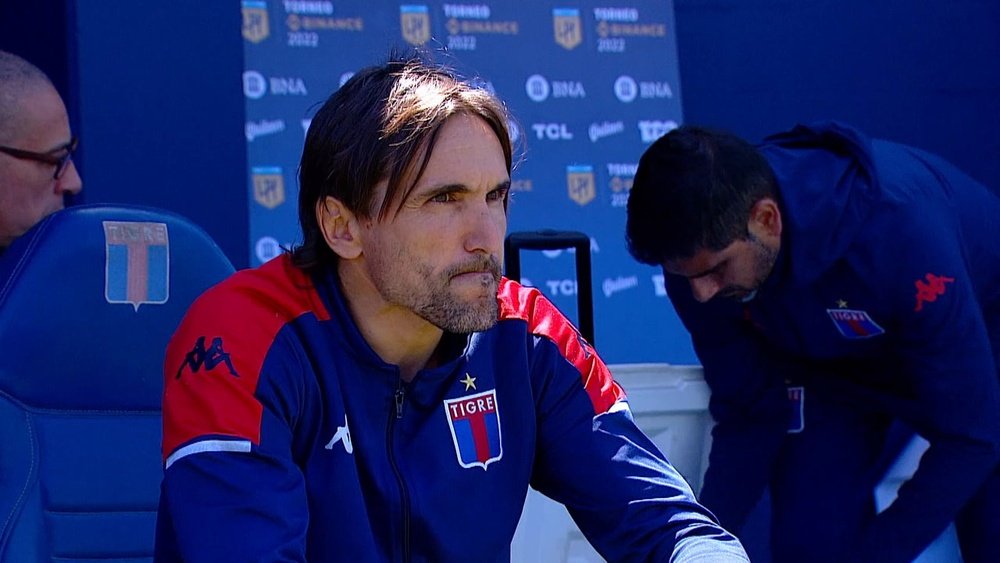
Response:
[503,230,594,345]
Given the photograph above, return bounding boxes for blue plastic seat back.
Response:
[0,204,235,562]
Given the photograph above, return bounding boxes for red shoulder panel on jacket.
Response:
[162,255,330,461]
[498,278,624,414]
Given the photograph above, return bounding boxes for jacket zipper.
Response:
[387,378,411,562]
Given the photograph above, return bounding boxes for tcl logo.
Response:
[545,279,578,296]
[532,123,574,140]
[638,120,678,143]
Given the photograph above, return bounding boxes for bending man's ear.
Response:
[748,197,782,241]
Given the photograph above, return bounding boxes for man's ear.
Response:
[316,196,363,260]
[748,197,782,239]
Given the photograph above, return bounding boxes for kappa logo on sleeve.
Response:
[175,336,240,379]
[914,273,955,312]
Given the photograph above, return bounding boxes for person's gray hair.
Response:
[0,50,54,144]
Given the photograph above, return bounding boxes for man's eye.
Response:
[487,187,509,201]
[430,192,456,203]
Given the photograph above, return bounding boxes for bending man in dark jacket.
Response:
[626,122,1000,562]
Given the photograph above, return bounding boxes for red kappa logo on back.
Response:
[914,273,955,312]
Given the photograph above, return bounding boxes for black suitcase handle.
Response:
[504,230,594,345]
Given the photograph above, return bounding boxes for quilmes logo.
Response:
[400,5,431,46]
[553,8,582,50]
[103,221,170,310]
[588,120,624,142]
[638,119,678,143]
[245,119,285,142]
[602,275,639,298]
[242,0,270,43]
[252,166,285,209]
[567,164,596,206]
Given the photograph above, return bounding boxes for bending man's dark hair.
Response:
[293,52,513,272]
[625,125,778,265]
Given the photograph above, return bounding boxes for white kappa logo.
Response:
[324,415,353,454]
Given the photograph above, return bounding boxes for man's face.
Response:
[0,84,82,248]
[359,113,510,333]
[663,233,778,303]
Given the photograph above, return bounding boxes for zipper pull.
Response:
[394,382,405,419]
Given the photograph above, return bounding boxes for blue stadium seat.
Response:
[0,204,234,561]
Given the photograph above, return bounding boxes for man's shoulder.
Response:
[189,254,329,328]
[497,277,570,331]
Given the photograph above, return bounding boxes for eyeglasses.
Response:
[0,137,79,180]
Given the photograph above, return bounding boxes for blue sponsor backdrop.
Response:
[241,0,695,364]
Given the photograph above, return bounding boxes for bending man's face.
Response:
[360,113,511,333]
[663,233,778,304]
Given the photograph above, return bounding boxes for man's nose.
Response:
[464,201,504,254]
[57,160,83,195]
[689,277,720,303]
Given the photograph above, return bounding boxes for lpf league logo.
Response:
[400,5,430,46]
[104,221,170,310]
[553,8,582,50]
[567,164,596,206]
[241,0,270,43]
[252,166,286,209]
[443,389,503,470]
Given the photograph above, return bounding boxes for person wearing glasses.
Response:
[0,50,81,255]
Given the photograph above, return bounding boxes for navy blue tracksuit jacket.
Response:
[156,254,748,561]
[667,122,1000,562]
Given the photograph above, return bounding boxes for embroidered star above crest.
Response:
[461,373,477,391]
[836,299,848,308]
